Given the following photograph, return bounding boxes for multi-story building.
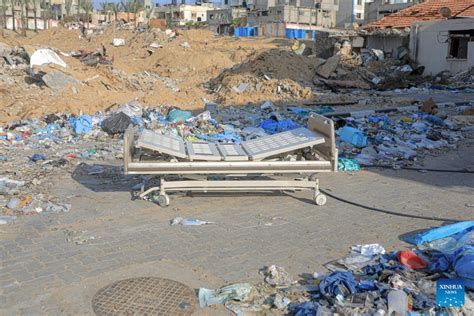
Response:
[364,0,424,25]
[154,3,216,26]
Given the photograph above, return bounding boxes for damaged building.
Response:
[363,0,474,73]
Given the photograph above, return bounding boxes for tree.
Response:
[109,3,118,22]
[20,0,27,36]
[41,0,46,29]
[100,0,108,22]
[26,0,38,32]
[121,0,131,23]
[80,0,93,28]
[1,0,7,37]
[10,0,15,31]
[76,0,81,21]
[65,0,73,17]
[33,0,38,32]
[131,0,143,27]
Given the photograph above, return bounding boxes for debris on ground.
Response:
[198,221,474,315]
[170,217,215,226]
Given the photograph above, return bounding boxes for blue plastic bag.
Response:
[167,109,192,122]
[319,271,357,298]
[339,126,368,147]
[453,246,474,290]
[69,115,93,134]
[259,118,299,134]
[338,158,360,171]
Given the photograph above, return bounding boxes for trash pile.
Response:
[335,100,469,168]
[312,42,426,91]
[198,221,474,315]
[2,97,473,220]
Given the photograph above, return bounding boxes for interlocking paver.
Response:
[0,139,472,314]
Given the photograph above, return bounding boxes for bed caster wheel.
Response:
[156,194,170,207]
[314,193,327,206]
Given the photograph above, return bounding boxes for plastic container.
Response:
[339,126,368,147]
[387,290,408,316]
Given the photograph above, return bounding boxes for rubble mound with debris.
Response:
[208,49,317,104]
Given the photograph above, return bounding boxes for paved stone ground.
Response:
[1,137,473,314]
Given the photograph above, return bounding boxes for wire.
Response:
[320,189,462,223]
[362,166,474,174]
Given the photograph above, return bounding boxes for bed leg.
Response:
[312,178,327,206]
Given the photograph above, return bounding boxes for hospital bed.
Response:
[123,113,338,206]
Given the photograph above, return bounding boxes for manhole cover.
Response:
[92,277,196,315]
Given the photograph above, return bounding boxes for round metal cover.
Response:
[92,277,196,315]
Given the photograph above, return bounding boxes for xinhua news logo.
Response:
[436,278,465,307]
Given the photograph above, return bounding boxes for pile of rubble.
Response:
[198,221,474,315]
[207,49,318,103]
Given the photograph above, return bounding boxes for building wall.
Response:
[335,0,353,29]
[366,35,406,57]
[409,18,474,75]
[364,0,418,25]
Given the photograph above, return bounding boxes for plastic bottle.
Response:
[387,290,408,316]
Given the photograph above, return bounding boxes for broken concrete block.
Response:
[42,70,81,91]
[316,55,340,79]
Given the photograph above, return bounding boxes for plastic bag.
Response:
[101,112,132,135]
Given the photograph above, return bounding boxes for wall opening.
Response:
[448,29,473,60]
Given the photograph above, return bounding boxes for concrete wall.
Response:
[366,35,406,57]
[335,0,353,29]
[260,22,286,37]
[409,18,474,75]
[364,0,416,25]
[313,30,339,58]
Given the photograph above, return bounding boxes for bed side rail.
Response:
[307,114,338,172]
[123,124,136,175]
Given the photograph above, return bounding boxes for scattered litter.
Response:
[64,229,95,245]
[170,217,215,226]
[31,153,46,162]
[198,221,474,314]
[112,38,125,46]
[198,283,253,308]
[29,49,67,68]
[263,265,294,287]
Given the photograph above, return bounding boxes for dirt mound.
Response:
[0,27,302,123]
[207,49,317,105]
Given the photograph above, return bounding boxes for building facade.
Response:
[409,18,474,75]
[154,3,216,26]
[364,0,423,25]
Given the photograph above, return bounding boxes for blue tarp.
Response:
[234,27,258,37]
[402,221,474,246]
[288,106,334,116]
[285,29,315,40]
